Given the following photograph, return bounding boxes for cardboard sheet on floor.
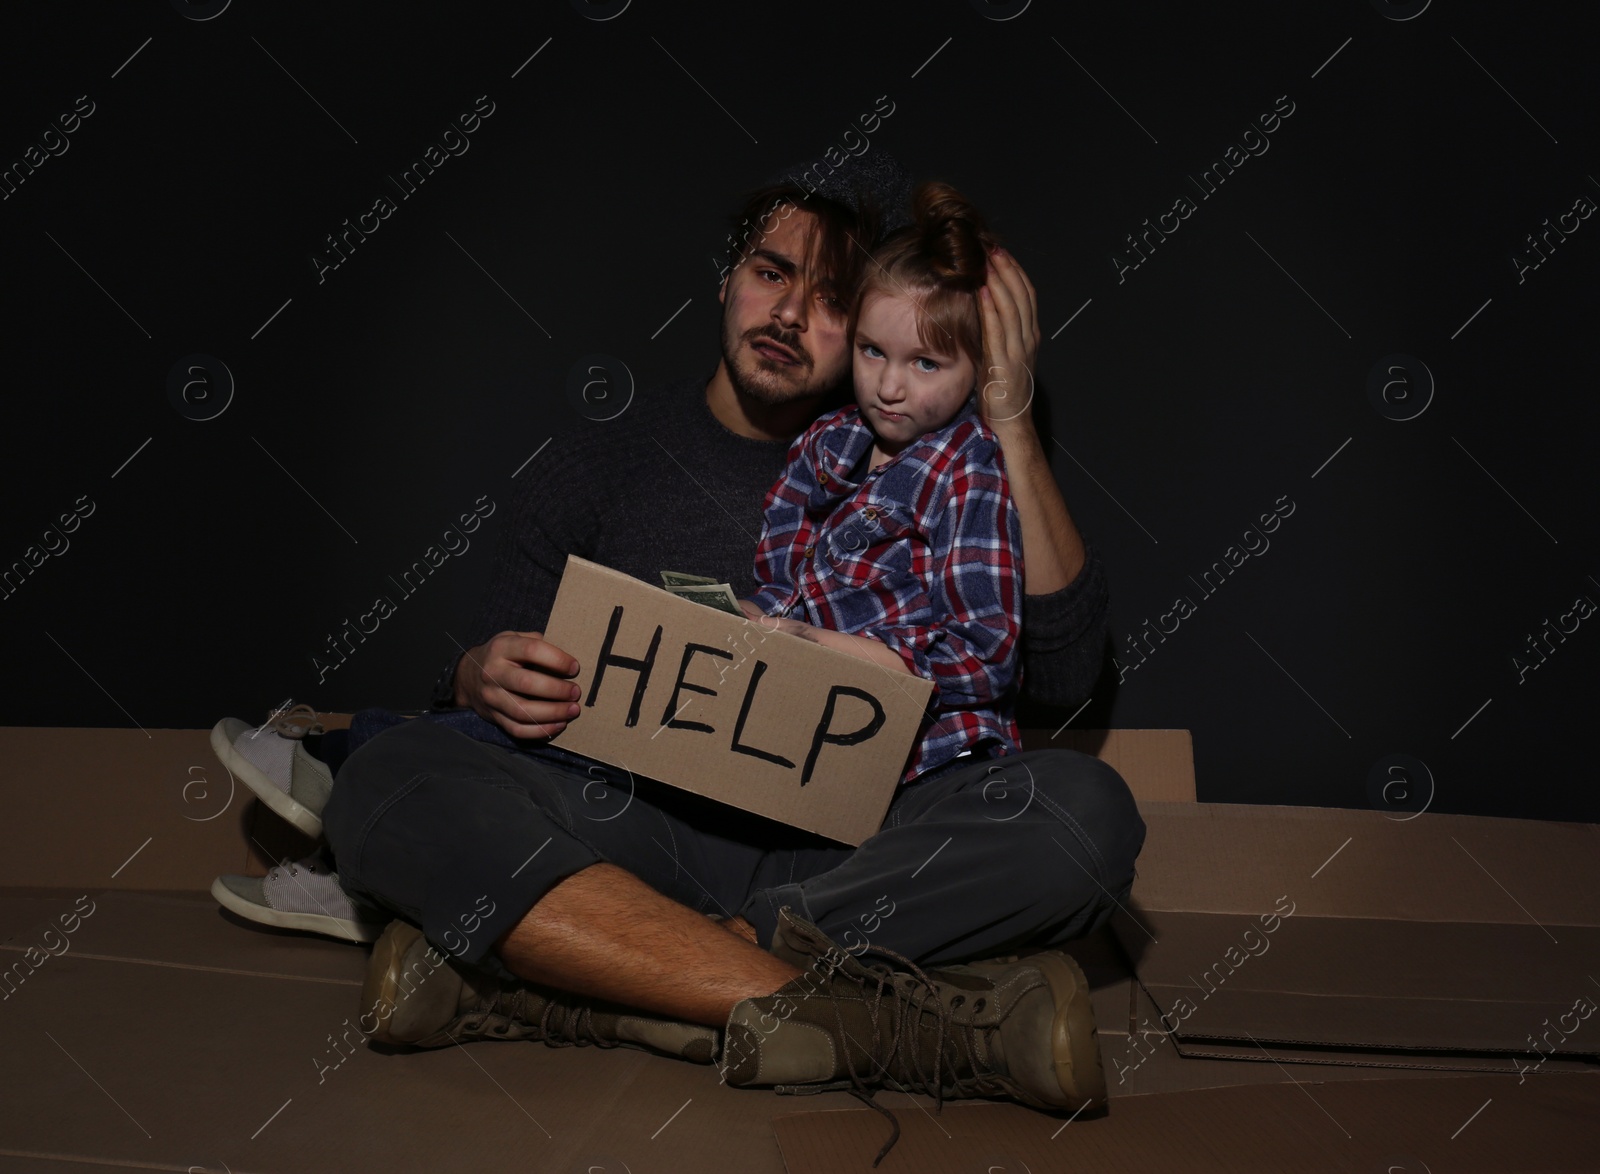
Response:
[1,889,368,989]
[0,889,89,949]
[0,889,867,1174]
[0,726,253,890]
[1113,802,1600,1069]
[772,1074,1600,1172]
[1104,978,1594,1095]
[0,715,1195,892]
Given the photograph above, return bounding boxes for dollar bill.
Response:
[661,570,719,588]
[665,583,743,615]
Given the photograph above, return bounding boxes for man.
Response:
[213,152,1144,1152]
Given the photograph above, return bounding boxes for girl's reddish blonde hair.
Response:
[847,180,1000,376]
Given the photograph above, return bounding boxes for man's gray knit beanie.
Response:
[766,150,916,236]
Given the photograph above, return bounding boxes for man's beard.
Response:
[720,315,831,406]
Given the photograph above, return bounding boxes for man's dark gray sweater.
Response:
[432,368,1109,713]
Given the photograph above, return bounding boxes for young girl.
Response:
[740,181,1023,785]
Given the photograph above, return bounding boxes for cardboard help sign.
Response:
[543,556,932,845]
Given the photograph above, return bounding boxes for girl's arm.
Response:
[736,600,915,674]
[789,624,919,674]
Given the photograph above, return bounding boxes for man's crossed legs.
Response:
[327,718,1142,991]
[319,719,1145,1155]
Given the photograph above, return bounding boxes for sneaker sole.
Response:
[210,875,385,944]
[1032,952,1108,1109]
[211,717,326,838]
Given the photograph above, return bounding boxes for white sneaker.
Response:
[212,848,389,943]
[210,704,333,837]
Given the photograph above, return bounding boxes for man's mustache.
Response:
[747,328,809,367]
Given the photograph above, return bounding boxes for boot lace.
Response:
[462,983,618,1049]
[538,996,620,1049]
[784,942,1012,1167]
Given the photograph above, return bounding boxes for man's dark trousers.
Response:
[323,718,1146,980]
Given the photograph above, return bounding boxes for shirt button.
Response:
[803,543,815,556]
[818,471,829,484]
[863,507,879,520]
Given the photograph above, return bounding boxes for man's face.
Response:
[852,289,976,453]
[717,208,853,406]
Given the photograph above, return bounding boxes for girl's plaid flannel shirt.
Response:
[743,397,1024,784]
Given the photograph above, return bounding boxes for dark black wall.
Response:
[4,1,1595,821]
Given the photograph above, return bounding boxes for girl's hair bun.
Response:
[911,181,996,290]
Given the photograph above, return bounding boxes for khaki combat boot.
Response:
[719,907,1105,1165]
[361,919,718,1062]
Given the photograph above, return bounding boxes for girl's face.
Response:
[852,290,976,456]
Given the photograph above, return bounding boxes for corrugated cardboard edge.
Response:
[1115,801,1600,1069]
[1097,976,1580,1097]
[0,717,1193,888]
[1123,800,1600,922]
[1137,978,1600,1073]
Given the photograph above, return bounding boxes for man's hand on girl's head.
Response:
[977,246,1041,436]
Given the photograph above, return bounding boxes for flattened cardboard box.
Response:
[773,1074,1600,1173]
[0,716,1192,889]
[1113,801,1600,1069]
[543,556,933,846]
[1110,975,1595,1093]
